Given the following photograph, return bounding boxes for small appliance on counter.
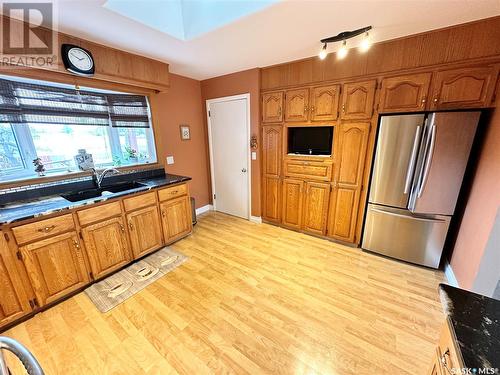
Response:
[362,112,480,268]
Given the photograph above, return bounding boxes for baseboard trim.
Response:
[250,216,262,223]
[444,260,459,287]
[195,205,213,215]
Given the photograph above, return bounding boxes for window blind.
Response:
[0,77,151,128]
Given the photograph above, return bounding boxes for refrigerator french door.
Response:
[362,112,480,268]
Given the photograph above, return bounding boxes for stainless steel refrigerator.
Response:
[362,112,480,268]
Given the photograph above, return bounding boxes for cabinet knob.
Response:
[128,221,133,230]
[72,239,80,249]
[277,107,282,116]
[310,106,315,112]
[433,97,438,103]
[161,210,166,218]
[119,223,125,233]
[304,105,308,114]
[421,97,426,104]
[342,104,346,112]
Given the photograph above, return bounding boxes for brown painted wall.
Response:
[150,74,210,208]
[200,68,261,217]
[450,108,500,288]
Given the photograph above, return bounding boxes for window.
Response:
[0,76,157,182]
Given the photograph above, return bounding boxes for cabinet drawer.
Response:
[12,214,75,245]
[438,321,463,373]
[123,192,157,212]
[158,183,188,201]
[284,160,333,181]
[77,201,122,226]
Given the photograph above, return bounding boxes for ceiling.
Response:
[41,1,500,79]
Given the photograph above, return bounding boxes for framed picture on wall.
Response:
[179,125,191,140]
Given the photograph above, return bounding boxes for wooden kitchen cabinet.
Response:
[126,205,163,259]
[378,73,431,113]
[327,123,369,243]
[429,66,498,110]
[262,176,281,223]
[262,125,282,176]
[282,179,304,229]
[0,232,32,327]
[160,196,192,243]
[310,84,340,121]
[20,232,89,306]
[341,80,376,120]
[81,217,131,279]
[285,88,309,122]
[262,91,284,123]
[302,182,330,235]
[428,349,444,375]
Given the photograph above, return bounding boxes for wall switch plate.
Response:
[166,156,174,165]
[251,151,257,160]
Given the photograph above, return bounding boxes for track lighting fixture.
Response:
[318,26,372,60]
[319,43,328,60]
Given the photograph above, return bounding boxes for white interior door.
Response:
[208,96,249,219]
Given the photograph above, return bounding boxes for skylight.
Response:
[104,0,277,41]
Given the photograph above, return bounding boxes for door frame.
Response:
[206,93,251,220]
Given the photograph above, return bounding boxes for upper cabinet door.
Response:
[341,80,376,120]
[262,92,283,123]
[379,73,431,113]
[0,232,31,328]
[310,85,340,121]
[430,66,498,110]
[285,88,309,122]
[262,125,282,176]
[20,231,89,306]
[82,217,131,279]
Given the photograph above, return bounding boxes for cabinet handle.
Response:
[161,210,166,218]
[310,106,315,112]
[342,104,345,112]
[119,223,125,233]
[128,221,133,230]
[421,96,427,105]
[440,349,453,374]
[433,97,438,103]
[72,239,80,249]
[304,105,308,114]
[37,225,56,233]
[170,190,178,195]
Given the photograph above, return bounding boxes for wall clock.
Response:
[61,44,95,76]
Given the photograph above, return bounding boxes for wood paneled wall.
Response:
[262,16,500,91]
[0,16,169,91]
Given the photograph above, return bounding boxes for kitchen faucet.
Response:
[90,168,121,188]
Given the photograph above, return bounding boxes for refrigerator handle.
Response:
[370,207,446,223]
[404,125,421,194]
[418,122,437,198]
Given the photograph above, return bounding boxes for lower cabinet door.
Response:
[302,182,330,235]
[126,205,163,259]
[282,179,304,229]
[82,217,131,279]
[160,196,192,243]
[20,231,89,306]
[262,175,281,223]
[0,233,32,327]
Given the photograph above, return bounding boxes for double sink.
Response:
[60,181,147,202]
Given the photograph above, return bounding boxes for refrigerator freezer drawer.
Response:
[362,204,450,268]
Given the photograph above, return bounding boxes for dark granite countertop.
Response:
[0,173,191,225]
[439,283,500,372]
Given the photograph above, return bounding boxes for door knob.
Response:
[241,168,247,173]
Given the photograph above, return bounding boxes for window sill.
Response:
[0,161,161,190]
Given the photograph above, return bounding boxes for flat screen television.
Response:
[287,126,333,156]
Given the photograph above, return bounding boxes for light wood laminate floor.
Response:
[4,211,445,374]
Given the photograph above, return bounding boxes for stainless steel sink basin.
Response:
[60,181,147,202]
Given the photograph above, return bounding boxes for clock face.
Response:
[67,47,93,71]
